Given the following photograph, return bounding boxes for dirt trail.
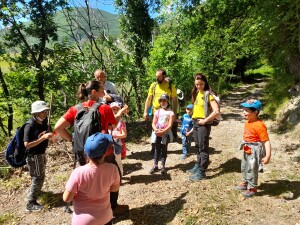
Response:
[1,79,300,225]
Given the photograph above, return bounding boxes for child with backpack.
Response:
[188,73,220,181]
[150,94,175,175]
[24,100,54,212]
[235,99,271,198]
[63,132,120,225]
[54,80,129,216]
[110,102,127,176]
[178,104,194,160]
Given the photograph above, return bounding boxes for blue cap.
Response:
[240,99,262,111]
[186,104,193,109]
[84,132,113,158]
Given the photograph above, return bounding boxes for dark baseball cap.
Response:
[158,94,170,103]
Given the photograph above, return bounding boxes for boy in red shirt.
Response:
[236,99,271,198]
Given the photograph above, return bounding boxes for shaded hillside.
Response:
[55,7,120,42]
[0,7,120,45]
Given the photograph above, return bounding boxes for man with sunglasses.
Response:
[24,100,54,212]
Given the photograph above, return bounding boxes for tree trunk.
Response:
[38,70,45,100]
[0,68,13,136]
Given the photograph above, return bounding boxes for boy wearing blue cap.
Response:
[236,99,271,198]
[179,104,194,160]
[63,132,120,225]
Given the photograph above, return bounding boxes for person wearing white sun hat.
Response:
[24,100,54,212]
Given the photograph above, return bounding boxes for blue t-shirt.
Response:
[180,113,193,135]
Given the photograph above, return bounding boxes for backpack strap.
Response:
[204,91,210,118]
[75,102,102,111]
[155,109,160,128]
[152,82,157,97]
[75,103,83,112]
[168,80,172,96]
[90,102,102,111]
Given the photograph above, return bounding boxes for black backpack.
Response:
[5,118,34,168]
[73,102,102,154]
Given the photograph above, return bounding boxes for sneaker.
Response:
[242,188,257,198]
[161,167,166,175]
[113,204,129,216]
[187,164,199,174]
[235,182,248,191]
[149,166,159,174]
[26,201,43,212]
[189,171,206,181]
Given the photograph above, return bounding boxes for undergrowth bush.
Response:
[263,72,294,119]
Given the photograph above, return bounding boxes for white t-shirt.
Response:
[104,81,119,95]
[154,108,174,129]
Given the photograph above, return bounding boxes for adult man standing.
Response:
[94,69,123,105]
[143,69,178,153]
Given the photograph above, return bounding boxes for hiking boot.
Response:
[189,171,206,181]
[235,182,248,191]
[149,166,159,174]
[113,204,129,216]
[241,188,257,198]
[26,201,43,212]
[187,163,198,174]
[161,167,166,175]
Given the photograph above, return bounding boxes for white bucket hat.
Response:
[31,101,49,114]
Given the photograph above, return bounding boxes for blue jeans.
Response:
[182,135,192,155]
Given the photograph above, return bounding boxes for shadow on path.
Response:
[114,192,187,225]
[209,157,241,178]
[258,180,300,200]
[40,191,65,208]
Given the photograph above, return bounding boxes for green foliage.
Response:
[0,213,16,225]
[1,176,25,190]
[116,0,154,115]
[0,167,12,179]
[146,0,262,97]
[263,71,294,119]
[253,0,300,82]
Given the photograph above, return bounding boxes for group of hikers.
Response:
[21,68,272,225]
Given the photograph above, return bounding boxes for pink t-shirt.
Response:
[65,163,120,225]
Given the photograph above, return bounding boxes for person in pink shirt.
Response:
[63,132,120,225]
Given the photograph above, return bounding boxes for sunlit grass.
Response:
[0,213,16,224]
[246,64,274,76]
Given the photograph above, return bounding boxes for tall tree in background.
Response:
[0,0,68,100]
[115,0,154,114]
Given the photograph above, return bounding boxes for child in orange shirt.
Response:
[236,99,271,198]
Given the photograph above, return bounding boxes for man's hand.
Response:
[143,112,149,121]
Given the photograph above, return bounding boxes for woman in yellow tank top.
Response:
[187,73,220,181]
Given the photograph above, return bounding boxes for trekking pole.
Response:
[47,93,53,132]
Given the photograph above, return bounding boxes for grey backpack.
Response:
[73,102,102,154]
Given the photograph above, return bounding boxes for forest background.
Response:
[0,0,299,146]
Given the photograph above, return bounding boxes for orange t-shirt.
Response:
[243,120,269,143]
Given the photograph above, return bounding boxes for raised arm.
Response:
[54,118,72,142]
